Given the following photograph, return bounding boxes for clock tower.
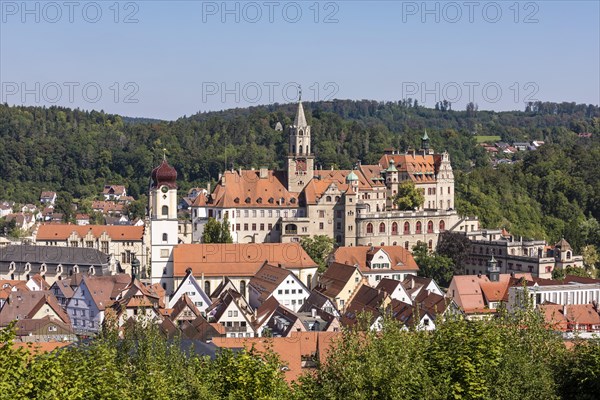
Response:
[149,155,178,293]
[287,97,315,192]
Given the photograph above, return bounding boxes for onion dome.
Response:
[386,158,398,172]
[346,171,359,183]
[151,158,177,189]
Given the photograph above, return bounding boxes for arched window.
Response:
[307,274,313,290]
[162,205,168,216]
[298,129,303,136]
[366,223,373,234]
[326,196,332,202]
[240,280,246,297]
[416,222,422,234]
[427,220,434,233]
[379,222,386,233]
[393,241,397,246]
[162,233,168,242]
[404,241,409,250]
[428,240,433,250]
[439,220,445,231]
[404,222,410,234]
[299,145,303,154]
[204,281,211,296]
[392,222,398,235]
[566,251,571,260]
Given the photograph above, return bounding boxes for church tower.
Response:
[149,155,178,293]
[287,95,315,192]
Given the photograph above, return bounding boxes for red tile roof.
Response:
[173,243,317,277]
[331,246,419,273]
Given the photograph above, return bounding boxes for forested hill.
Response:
[1,100,599,246]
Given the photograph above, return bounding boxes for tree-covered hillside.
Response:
[0,100,599,248]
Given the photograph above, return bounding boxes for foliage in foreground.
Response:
[1,310,600,400]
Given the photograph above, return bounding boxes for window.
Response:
[260,223,265,231]
[416,222,422,234]
[162,205,168,216]
[291,289,296,294]
[392,222,398,235]
[366,223,373,234]
[162,233,168,242]
[428,240,433,250]
[427,221,434,233]
[236,223,240,231]
[404,222,410,234]
[240,280,246,297]
[86,241,94,248]
[439,220,445,231]
[379,222,386,233]
[205,281,211,296]
[404,241,409,250]
[278,289,283,294]
[252,223,256,231]
[319,222,324,230]
[285,289,289,294]
[243,223,248,231]
[161,249,169,258]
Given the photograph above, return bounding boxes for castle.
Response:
[189,100,478,250]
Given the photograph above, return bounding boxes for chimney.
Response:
[259,167,268,179]
[311,308,317,318]
[207,183,211,193]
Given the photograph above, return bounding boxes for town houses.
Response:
[0,100,598,349]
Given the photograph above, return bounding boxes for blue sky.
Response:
[1,1,598,120]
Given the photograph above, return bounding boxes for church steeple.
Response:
[287,92,314,192]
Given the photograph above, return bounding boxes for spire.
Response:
[293,91,307,127]
[422,129,429,141]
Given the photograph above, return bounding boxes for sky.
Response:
[1,0,599,120]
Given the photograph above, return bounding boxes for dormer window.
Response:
[245,197,251,204]
[268,198,274,204]
[256,198,262,204]
[234,198,240,203]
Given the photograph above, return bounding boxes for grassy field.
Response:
[475,135,501,144]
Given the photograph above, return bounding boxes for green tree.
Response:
[393,181,424,211]
[413,241,455,287]
[202,216,233,243]
[300,235,334,272]
[124,195,148,221]
[436,232,472,275]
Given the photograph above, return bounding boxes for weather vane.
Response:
[163,148,167,160]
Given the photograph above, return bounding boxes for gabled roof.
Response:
[248,263,297,304]
[36,224,144,241]
[170,294,203,321]
[376,277,403,295]
[81,274,131,311]
[50,278,75,298]
[315,262,360,298]
[15,316,74,336]
[173,243,317,277]
[181,315,225,341]
[299,290,339,315]
[332,246,419,273]
[169,270,211,308]
[206,288,251,323]
[0,291,70,326]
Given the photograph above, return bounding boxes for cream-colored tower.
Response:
[149,156,179,293]
[287,98,315,192]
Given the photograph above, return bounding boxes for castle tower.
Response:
[149,155,179,293]
[421,129,431,154]
[287,96,315,192]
